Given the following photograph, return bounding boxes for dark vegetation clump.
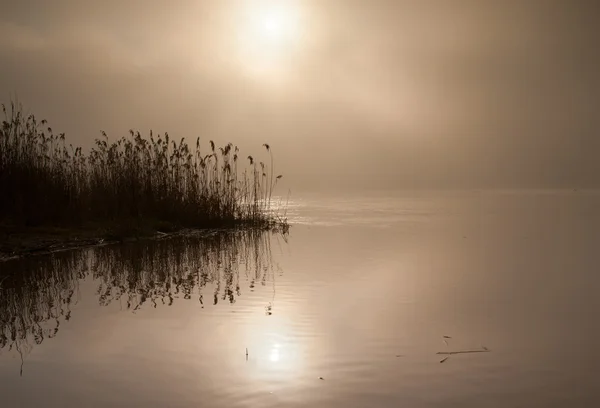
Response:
[0,101,288,234]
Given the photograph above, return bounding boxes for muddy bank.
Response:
[0,220,287,262]
[0,224,189,262]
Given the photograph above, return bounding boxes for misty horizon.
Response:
[1,0,599,190]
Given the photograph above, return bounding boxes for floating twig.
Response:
[436,349,491,355]
[439,356,450,363]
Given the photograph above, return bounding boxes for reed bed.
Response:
[0,101,287,231]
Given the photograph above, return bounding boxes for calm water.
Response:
[1,190,599,407]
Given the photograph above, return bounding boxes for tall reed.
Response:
[0,101,287,231]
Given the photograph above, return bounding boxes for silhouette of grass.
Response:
[0,101,288,238]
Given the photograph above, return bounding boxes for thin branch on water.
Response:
[436,349,491,355]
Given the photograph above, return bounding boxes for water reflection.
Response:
[1,192,599,407]
[0,251,83,374]
[0,230,282,372]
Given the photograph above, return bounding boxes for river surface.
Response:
[1,190,599,407]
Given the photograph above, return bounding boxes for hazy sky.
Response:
[1,0,598,190]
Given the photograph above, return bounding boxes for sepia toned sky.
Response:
[1,0,598,190]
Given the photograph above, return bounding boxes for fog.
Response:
[1,0,598,191]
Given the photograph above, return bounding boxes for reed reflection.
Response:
[0,230,282,373]
[0,251,84,374]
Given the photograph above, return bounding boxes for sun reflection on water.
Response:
[239,313,310,390]
[269,344,281,362]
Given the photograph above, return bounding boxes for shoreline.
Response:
[0,224,173,262]
[0,223,279,262]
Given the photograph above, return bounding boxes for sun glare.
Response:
[257,9,292,43]
[269,344,282,362]
[234,1,303,77]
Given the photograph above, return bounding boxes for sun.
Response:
[234,1,304,77]
[256,8,293,44]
